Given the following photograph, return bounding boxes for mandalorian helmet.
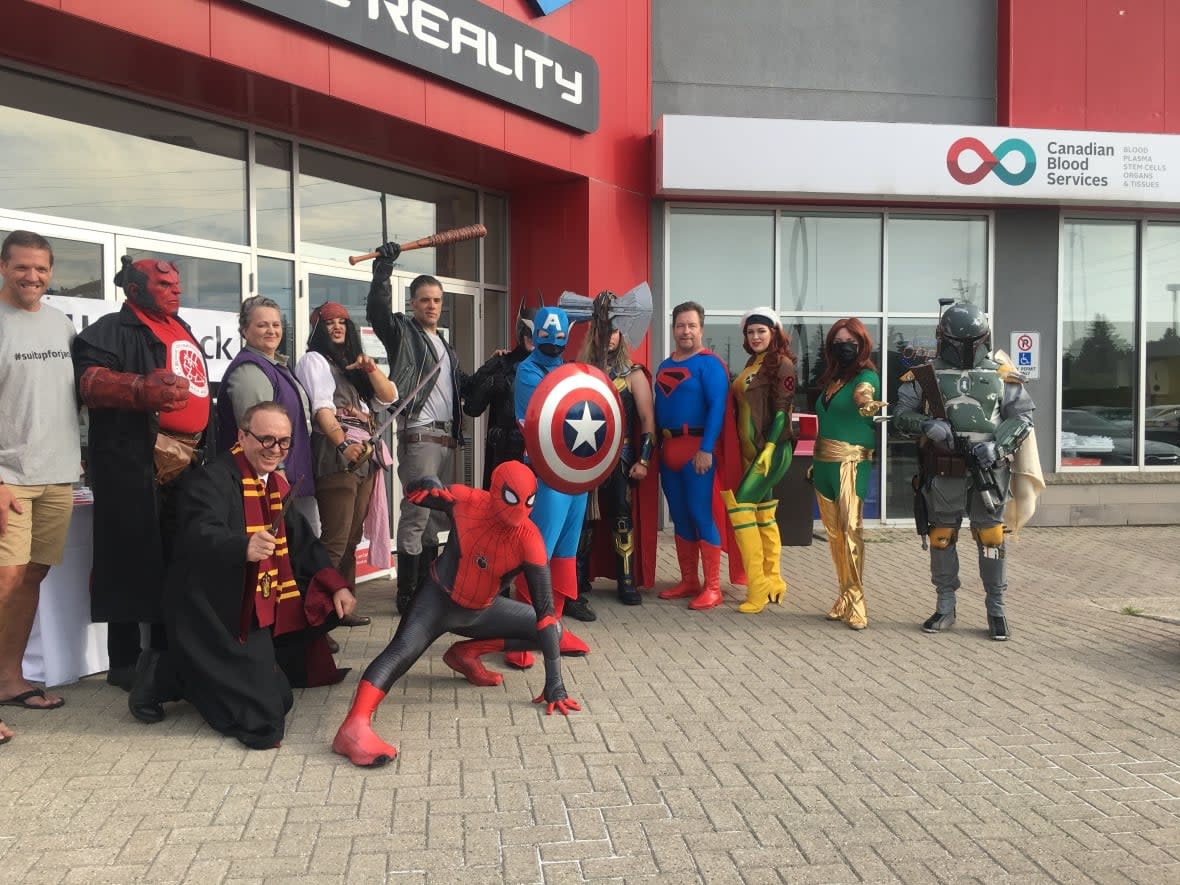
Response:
[936,302,991,369]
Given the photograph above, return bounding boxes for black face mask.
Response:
[833,341,859,365]
[538,343,564,357]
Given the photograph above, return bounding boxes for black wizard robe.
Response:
[160,452,347,749]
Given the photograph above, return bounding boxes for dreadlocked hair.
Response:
[306,316,376,401]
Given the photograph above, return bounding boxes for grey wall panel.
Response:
[993,208,1060,476]
[653,0,996,125]
[653,83,995,126]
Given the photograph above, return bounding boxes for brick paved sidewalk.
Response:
[2,525,1180,884]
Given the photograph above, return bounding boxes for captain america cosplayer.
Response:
[505,305,590,668]
[654,301,745,610]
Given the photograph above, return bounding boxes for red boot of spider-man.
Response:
[444,639,505,686]
[332,680,398,767]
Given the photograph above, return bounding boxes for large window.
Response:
[0,68,248,245]
[780,215,881,314]
[669,209,774,310]
[299,148,479,279]
[1061,220,1180,469]
[665,207,992,521]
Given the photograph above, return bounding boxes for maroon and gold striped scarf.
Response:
[232,444,305,640]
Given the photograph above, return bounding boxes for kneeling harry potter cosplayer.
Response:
[332,460,581,768]
[127,402,355,750]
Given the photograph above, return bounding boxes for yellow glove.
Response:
[753,444,775,476]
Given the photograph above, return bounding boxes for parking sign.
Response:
[1009,331,1040,380]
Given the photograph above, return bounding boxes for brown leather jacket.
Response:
[743,354,797,450]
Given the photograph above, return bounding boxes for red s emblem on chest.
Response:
[656,367,690,397]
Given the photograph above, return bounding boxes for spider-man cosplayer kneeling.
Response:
[332,461,580,767]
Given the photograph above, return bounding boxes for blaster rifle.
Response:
[911,363,1002,515]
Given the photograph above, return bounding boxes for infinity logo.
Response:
[946,137,1037,186]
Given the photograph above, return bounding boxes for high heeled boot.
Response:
[332,680,398,767]
[689,541,724,610]
[658,536,702,599]
[755,500,787,605]
[717,493,774,618]
[844,586,868,630]
[444,639,507,686]
[721,490,770,613]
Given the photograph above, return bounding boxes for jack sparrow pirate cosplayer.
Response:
[128,402,355,749]
[332,461,580,768]
[72,256,214,683]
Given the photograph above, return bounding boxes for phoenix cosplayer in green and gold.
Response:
[812,319,885,630]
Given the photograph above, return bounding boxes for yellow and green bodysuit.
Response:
[722,351,796,613]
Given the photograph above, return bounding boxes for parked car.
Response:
[1074,404,1133,429]
[1145,404,1180,447]
[1060,410,1180,465]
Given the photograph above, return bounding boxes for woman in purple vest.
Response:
[217,297,365,626]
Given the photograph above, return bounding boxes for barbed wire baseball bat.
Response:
[348,223,487,265]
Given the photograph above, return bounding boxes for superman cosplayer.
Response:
[503,305,590,668]
[332,461,580,768]
[654,301,745,609]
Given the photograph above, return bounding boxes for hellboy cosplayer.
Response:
[128,402,355,749]
[332,461,580,768]
[72,257,214,687]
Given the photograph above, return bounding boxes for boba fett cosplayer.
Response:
[892,302,1034,641]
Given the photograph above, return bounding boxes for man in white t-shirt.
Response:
[0,230,82,741]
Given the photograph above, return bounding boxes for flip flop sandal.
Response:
[0,688,65,710]
[0,721,11,745]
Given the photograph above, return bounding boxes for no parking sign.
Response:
[1009,331,1040,380]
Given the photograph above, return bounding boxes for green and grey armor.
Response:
[893,301,1036,640]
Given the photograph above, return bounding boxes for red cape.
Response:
[706,350,747,585]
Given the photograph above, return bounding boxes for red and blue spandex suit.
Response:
[331,460,580,768]
[654,351,729,547]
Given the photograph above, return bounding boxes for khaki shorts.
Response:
[0,483,74,567]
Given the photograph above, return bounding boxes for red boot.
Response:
[444,639,506,686]
[689,542,723,610]
[552,558,589,656]
[658,536,702,600]
[332,680,398,767]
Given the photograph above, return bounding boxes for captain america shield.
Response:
[524,363,623,494]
